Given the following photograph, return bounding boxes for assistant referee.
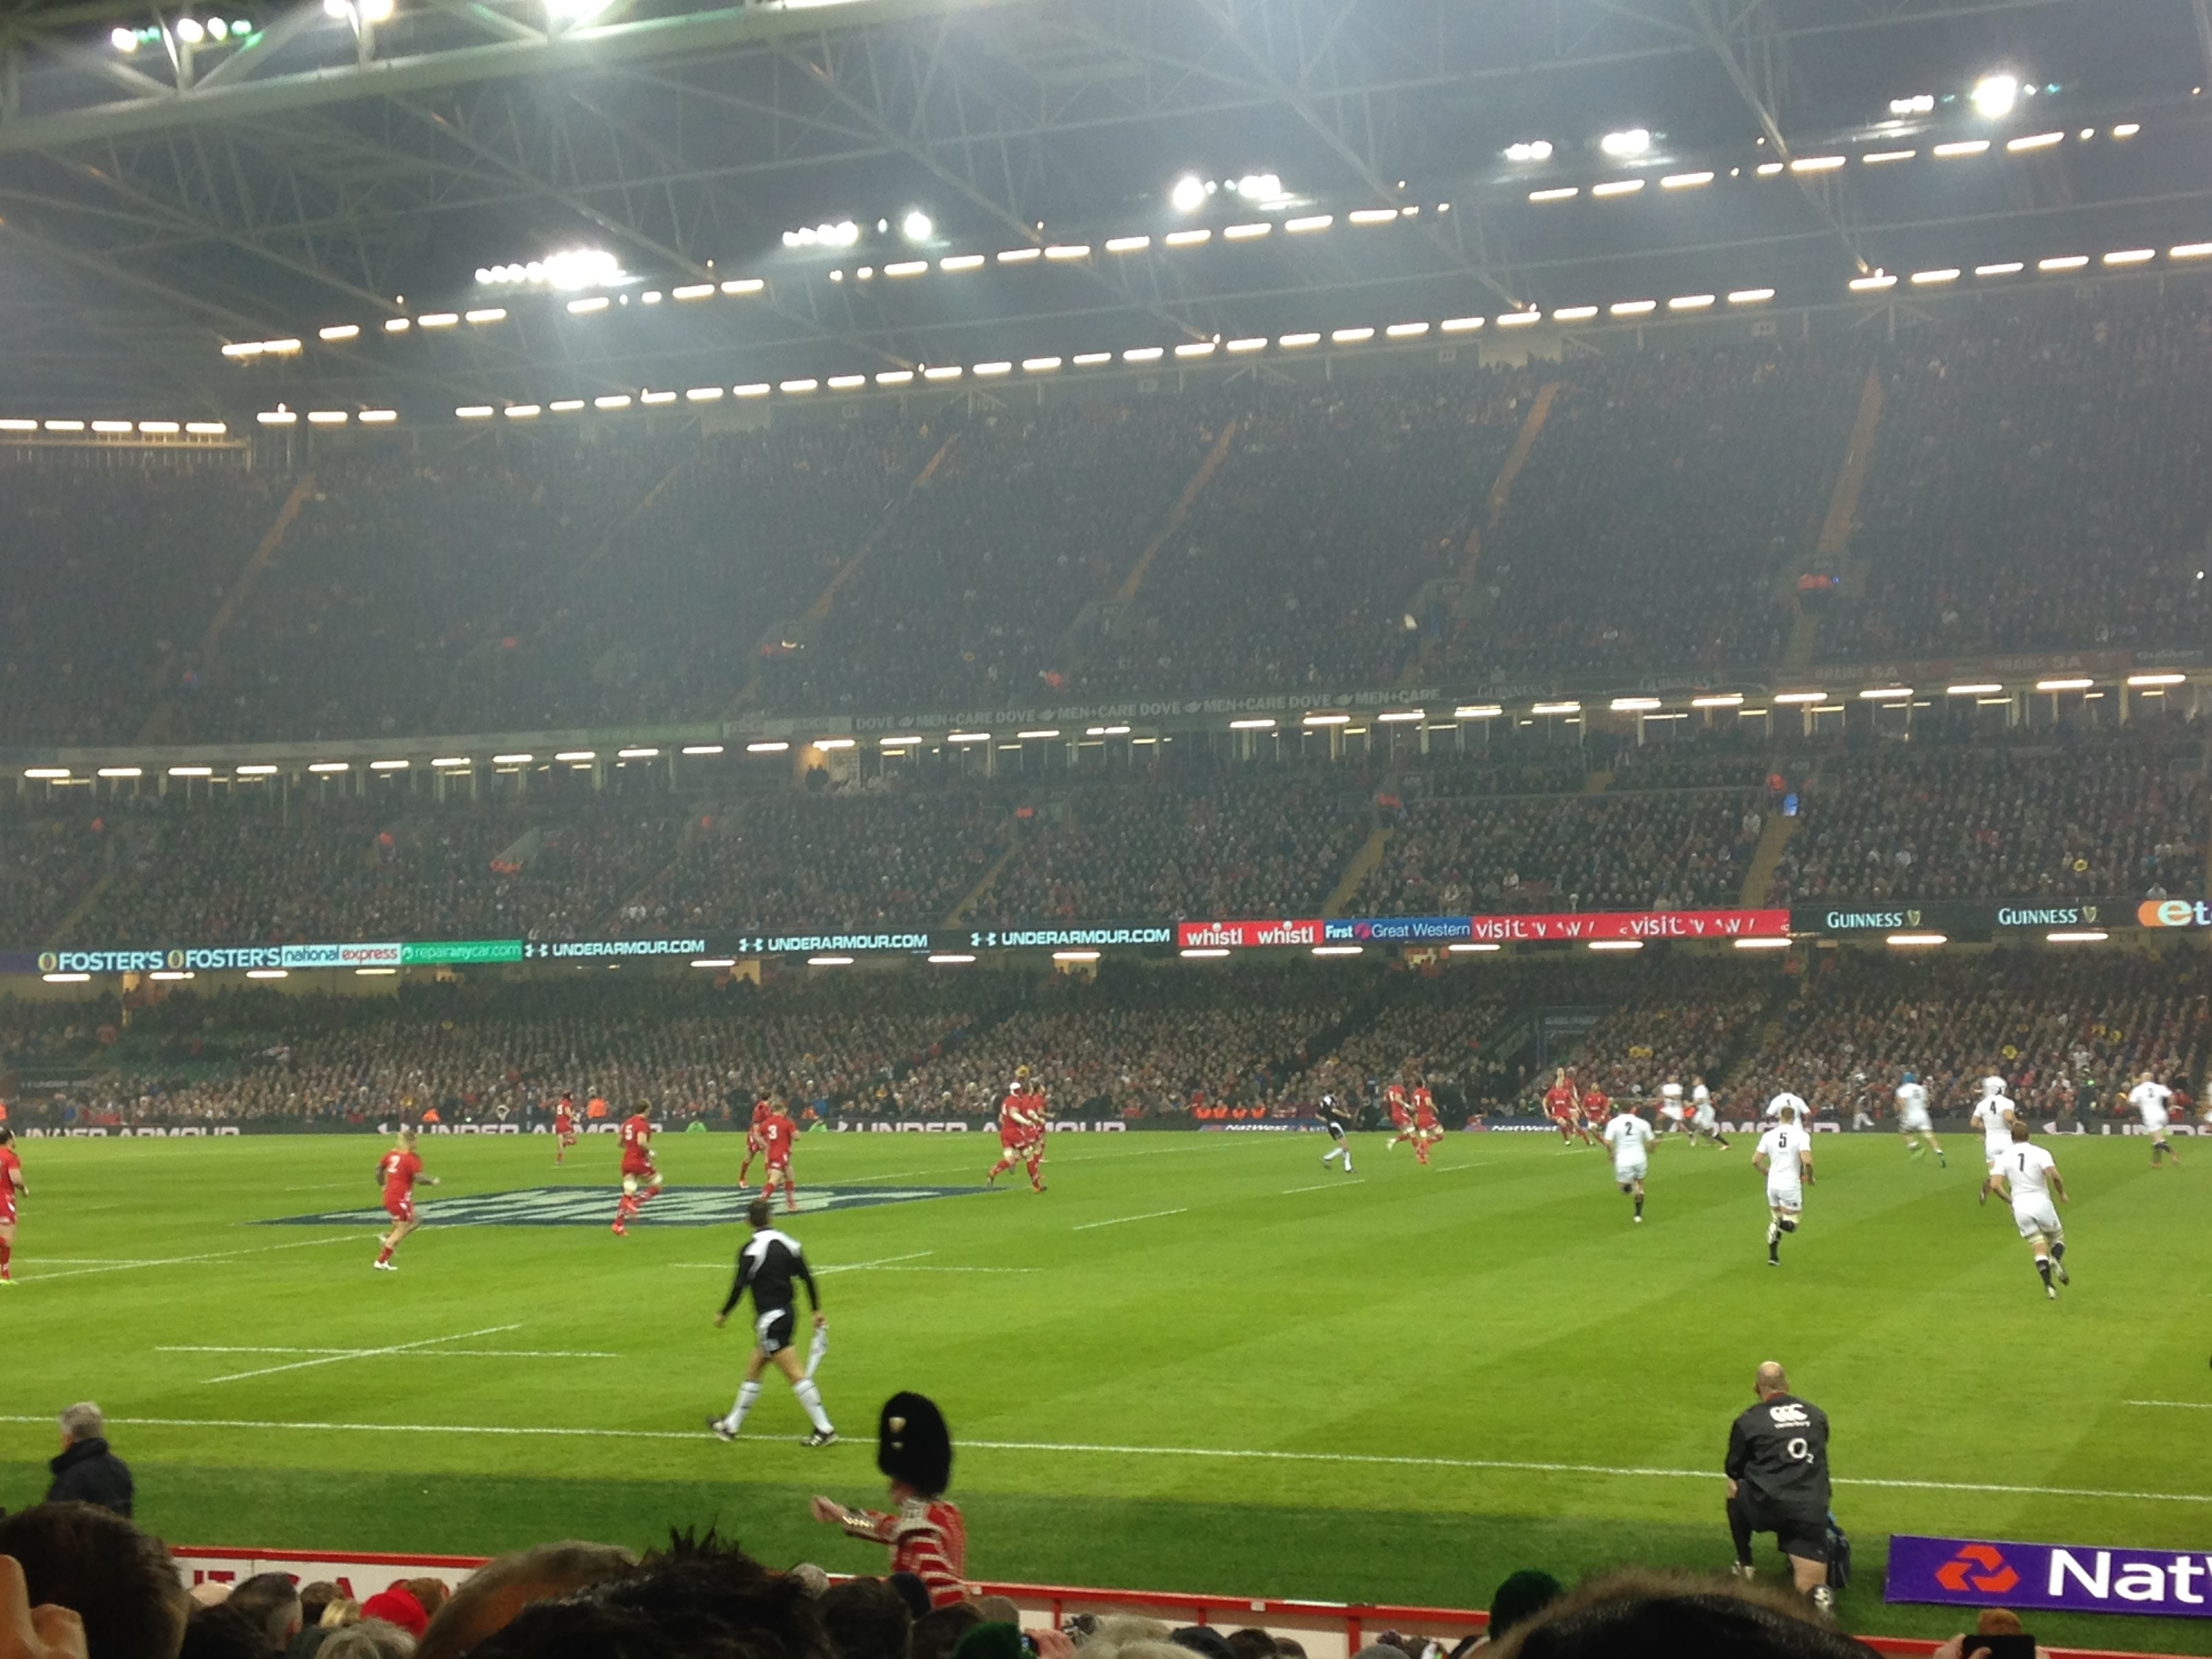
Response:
[1724,1360,1835,1614]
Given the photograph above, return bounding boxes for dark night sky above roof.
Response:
[0,0,2208,417]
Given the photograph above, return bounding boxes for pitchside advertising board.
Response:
[1887,1533,2212,1621]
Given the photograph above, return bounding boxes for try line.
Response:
[1072,1208,1187,1231]
[0,1414,2200,1507]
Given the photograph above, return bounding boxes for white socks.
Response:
[723,1380,761,1433]
[794,1378,834,1434]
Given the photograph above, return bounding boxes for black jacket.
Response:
[46,1436,133,1516]
[1724,1393,1830,1515]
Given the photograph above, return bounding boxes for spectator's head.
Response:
[909,1602,982,1659]
[876,1393,952,1500]
[1755,1361,1790,1399]
[818,1578,911,1659]
[416,1541,636,1659]
[317,1620,417,1659]
[1485,1570,1876,1657]
[951,1622,1023,1659]
[57,1403,102,1448]
[226,1572,305,1652]
[1168,1629,1234,1659]
[182,1603,279,1659]
[884,1577,932,1624]
[1223,1631,1278,1659]
[0,1501,190,1659]
[402,1583,452,1623]
[300,1585,346,1629]
[359,1589,429,1642]
[321,1603,363,1630]
[1486,1571,1564,1644]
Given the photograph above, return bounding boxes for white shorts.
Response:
[2144,1115,2171,1137]
[1614,1158,1648,1185]
[1899,1105,1932,1134]
[2012,1200,2062,1242]
[1767,1182,1803,1214]
[1692,1107,1717,1130]
[1984,1141,2012,1169]
[1660,1105,1685,1122]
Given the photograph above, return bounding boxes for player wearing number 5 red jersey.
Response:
[0,1128,26,1284]
[553,1094,579,1165]
[760,1103,799,1213]
[373,1128,439,1271]
[739,1097,774,1188]
[1544,1069,1589,1147]
[612,1105,662,1235]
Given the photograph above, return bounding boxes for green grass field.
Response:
[3,1126,2210,1652]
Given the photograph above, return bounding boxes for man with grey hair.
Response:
[44,1403,133,1516]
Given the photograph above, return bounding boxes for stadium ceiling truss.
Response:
[0,0,2186,409]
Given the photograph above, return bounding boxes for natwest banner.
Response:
[1886,1532,2212,1619]
[1462,909,1788,943]
[1177,918,1325,949]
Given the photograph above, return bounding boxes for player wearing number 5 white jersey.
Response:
[1894,1071,1944,1167]
[1754,1107,1814,1267]
[2129,1071,2180,1168]
[1603,1106,1655,1224]
[1988,1122,2070,1300]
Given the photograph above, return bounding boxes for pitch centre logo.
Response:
[1934,1544,2019,1595]
[259,1183,998,1228]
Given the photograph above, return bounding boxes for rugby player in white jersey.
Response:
[1753,1105,1814,1267]
[1971,1077,2020,1202]
[1765,1089,1809,1123]
[1986,1120,2070,1299]
[1603,1103,1656,1224]
[2129,1070,2180,1168]
[1894,1069,1944,1166]
[1689,1076,1729,1149]
[1657,1077,1689,1139]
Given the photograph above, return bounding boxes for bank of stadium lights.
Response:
[901,210,934,242]
[783,220,859,250]
[1599,128,1651,157]
[1170,172,1286,213]
[113,16,253,49]
[1971,73,2021,118]
[476,249,620,289]
[1503,141,1553,163]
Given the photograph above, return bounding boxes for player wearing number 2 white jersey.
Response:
[2129,1072,2180,1168]
[1753,1106,1814,1267]
[1988,1121,2070,1299]
[1894,1071,1944,1166]
[1603,1107,1655,1224]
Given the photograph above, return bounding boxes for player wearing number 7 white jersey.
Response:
[1753,1105,1814,1267]
[1895,1071,1944,1167]
[1987,1121,2070,1300]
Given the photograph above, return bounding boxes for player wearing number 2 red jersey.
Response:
[373,1128,439,1271]
[553,1094,578,1165]
[612,1105,662,1235]
[760,1103,798,1213]
[0,1128,25,1284]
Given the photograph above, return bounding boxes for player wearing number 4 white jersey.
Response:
[2129,1072,2181,1168]
[1987,1122,2070,1299]
[1895,1071,1944,1167]
[1970,1077,2018,1195]
[1754,1106,1814,1267]
[1603,1105,1655,1223]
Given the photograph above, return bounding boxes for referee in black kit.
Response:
[1725,1360,1835,1614]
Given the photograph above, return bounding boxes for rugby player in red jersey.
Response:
[1016,1076,1049,1191]
[1544,1068,1589,1146]
[739,1095,774,1189]
[985,1067,1046,1189]
[1384,1076,1415,1149]
[553,1093,579,1166]
[1410,1076,1441,1166]
[611,1103,662,1235]
[1578,1082,1611,1145]
[760,1101,799,1213]
[373,1127,439,1271]
[0,1127,25,1284]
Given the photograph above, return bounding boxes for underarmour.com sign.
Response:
[1886,1533,2212,1618]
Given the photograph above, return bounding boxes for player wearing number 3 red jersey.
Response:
[613,1105,662,1235]
[373,1128,438,1271]
[0,1128,26,1284]
[760,1103,799,1213]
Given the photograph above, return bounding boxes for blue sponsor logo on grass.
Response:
[259,1183,996,1228]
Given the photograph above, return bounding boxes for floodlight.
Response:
[1504,141,1553,162]
[1889,94,1936,115]
[360,0,392,16]
[1232,173,1282,199]
[1599,128,1650,157]
[1170,175,1206,212]
[175,16,205,42]
[112,25,138,48]
[901,209,934,241]
[1971,73,2019,117]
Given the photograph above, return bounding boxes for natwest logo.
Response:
[1935,1545,2019,1595]
[1176,918,1324,950]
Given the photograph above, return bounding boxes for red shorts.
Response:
[621,1157,656,1181]
[383,1195,414,1223]
[0,1200,16,1226]
[765,1158,792,1176]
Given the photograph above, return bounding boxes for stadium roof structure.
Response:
[4,0,2212,419]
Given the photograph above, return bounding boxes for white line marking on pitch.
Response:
[161,1345,619,1360]
[2128,1400,2212,1409]
[815,1252,935,1274]
[20,1235,359,1282]
[1282,1181,1365,1193]
[1073,1208,1188,1231]
[1,1414,2200,1507]
[202,1325,524,1385]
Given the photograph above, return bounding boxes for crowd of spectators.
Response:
[1765,739,2207,905]
[1355,787,1763,915]
[1726,949,2211,1122]
[1076,369,1536,698]
[1439,340,1856,680]
[0,809,129,947]
[1537,960,1778,1112]
[1821,292,2212,661]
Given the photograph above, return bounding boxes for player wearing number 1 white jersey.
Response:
[1603,1106,1655,1224]
[1765,1090,1809,1122]
[1987,1121,2070,1299]
[1689,1076,1729,1149]
[1753,1106,1814,1267]
[2129,1072,2180,1168]
[1894,1071,1944,1166]
[1658,1079,1687,1136]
